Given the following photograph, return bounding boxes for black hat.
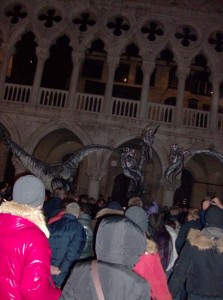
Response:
[205,205,223,227]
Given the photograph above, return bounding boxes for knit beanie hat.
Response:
[107,200,123,211]
[12,175,45,208]
[66,202,80,216]
[205,205,223,227]
[125,205,148,232]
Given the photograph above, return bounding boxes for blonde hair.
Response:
[188,207,200,221]
[128,197,143,208]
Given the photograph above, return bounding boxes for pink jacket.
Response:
[133,241,172,300]
[0,201,61,300]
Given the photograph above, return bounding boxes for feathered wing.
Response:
[3,134,117,191]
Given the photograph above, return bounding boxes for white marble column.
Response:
[30,47,49,105]
[103,55,120,115]
[175,68,189,124]
[139,61,155,119]
[209,72,221,130]
[0,43,14,101]
[68,51,84,109]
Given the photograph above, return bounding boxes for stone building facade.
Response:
[1,0,223,207]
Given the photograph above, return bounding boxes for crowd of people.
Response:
[0,174,223,300]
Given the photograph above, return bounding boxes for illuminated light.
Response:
[123,77,127,82]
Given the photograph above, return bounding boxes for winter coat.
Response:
[60,215,150,300]
[78,213,93,259]
[133,239,172,300]
[165,225,178,272]
[49,213,86,287]
[0,201,61,300]
[169,226,223,299]
[175,219,202,254]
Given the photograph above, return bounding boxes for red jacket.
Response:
[133,243,172,300]
[0,201,61,300]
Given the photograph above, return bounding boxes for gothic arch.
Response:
[24,120,93,153]
[0,113,21,144]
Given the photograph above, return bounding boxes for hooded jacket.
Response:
[49,213,86,288]
[169,226,223,299]
[133,239,172,300]
[60,215,150,300]
[0,201,61,300]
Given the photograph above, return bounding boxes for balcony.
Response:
[2,83,222,131]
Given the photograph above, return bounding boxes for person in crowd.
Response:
[0,181,8,205]
[127,196,143,207]
[49,202,86,288]
[0,174,61,299]
[148,212,171,270]
[168,206,182,233]
[125,205,172,300]
[164,220,178,279]
[0,181,12,204]
[169,205,223,300]
[78,203,94,259]
[175,207,202,254]
[43,187,66,221]
[78,193,89,205]
[90,199,124,234]
[93,197,107,216]
[199,196,223,227]
[48,198,75,224]
[60,215,150,300]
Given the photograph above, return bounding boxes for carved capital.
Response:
[142,61,155,75]
[86,167,106,181]
[209,72,222,86]
[107,55,120,69]
[72,51,85,64]
[36,47,49,60]
[176,67,190,79]
[1,43,15,57]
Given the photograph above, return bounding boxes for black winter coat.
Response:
[169,226,223,299]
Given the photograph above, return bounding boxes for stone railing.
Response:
[38,87,68,108]
[111,97,139,118]
[74,92,103,113]
[3,83,31,103]
[147,102,175,124]
[183,108,210,128]
[2,82,223,130]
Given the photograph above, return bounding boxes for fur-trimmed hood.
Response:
[0,201,49,238]
[188,227,223,253]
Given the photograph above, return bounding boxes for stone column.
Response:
[30,47,49,105]
[209,73,221,130]
[175,68,189,124]
[87,168,106,200]
[162,186,175,207]
[103,55,120,115]
[67,51,84,109]
[139,61,155,119]
[0,43,14,101]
